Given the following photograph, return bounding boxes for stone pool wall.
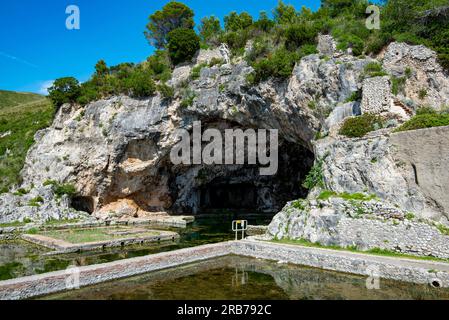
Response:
[1,240,449,300]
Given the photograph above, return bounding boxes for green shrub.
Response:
[339,114,385,138]
[416,106,436,115]
[363,62,387,77]
[245,37,271,64]
[297,44,318,58]
[391,76,406,95]
[336,33,364,56]
[291,199,306,210]
[48,77,81,108]
[167,28,200,65]
[191,63,207,80]
[199,16,222,45]
[418,89,428,99]
[345,90,362,103]
[251,48,298,83]
[43,180,77,198]
[284,23,317,51]
[13,188,29,196]
[180,89,196,108]
[302,157,325,190]
[224,11,253,32]
[395,113,449,132]
[124,69,156,98]
[220,30,250,55]
[28,196,44,207]
[157,83,175,100]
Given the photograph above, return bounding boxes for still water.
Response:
[41,255,449,300]
[0,214,271,280]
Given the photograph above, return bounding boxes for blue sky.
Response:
[0,0,321,94]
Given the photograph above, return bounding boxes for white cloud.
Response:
[38,80,55,95]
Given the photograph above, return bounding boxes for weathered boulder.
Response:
[268,197,449,259]
[316,126,449,222]
[383,42,449,109]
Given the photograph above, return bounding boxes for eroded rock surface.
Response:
[1,38,449,255]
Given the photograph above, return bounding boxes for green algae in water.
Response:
[0,216,247,280]
[41,256,449,300]
[0,262,26,280]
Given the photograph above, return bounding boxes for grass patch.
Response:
[291,199,306,210]
[318,190,377,201]
[44,218,81,226]
[271,238,449,263]
[43,180,77,198]
[28,196,44,207]
[363,62,387,78]
[0,91,54,193]
[0,218,33,228]
[191,63,207,80]
[39,227,160,244]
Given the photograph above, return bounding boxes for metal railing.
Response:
[232,220,248,240]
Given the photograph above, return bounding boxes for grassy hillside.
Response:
[0,90,54,193]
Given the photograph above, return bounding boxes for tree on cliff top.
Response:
[145,1,195,49]
[48,77,80,108]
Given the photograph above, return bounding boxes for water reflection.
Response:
[41,256,449,300]
[0,215,272,280]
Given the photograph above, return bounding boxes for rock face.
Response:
[383,42,449,109]
[1,37,449,255]
[315,125,449,223]
[0,185,89,224]
[268,197,449,259]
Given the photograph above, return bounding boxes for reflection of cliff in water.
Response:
[42,256,449,300]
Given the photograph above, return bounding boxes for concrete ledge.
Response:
[233,240,449,288]
[2,240,449,300]
[21,230,179,253]
[0,241,232,300]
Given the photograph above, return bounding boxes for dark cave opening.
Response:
[200,184,257,210]
[168,137,315,215]
[71,196,95,214]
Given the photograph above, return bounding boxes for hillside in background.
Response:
[0,90,54,193]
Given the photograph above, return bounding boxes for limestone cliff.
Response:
[1,36,449,252]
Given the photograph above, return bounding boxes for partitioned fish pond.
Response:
[40,255,449,300]
[0,215,270,281]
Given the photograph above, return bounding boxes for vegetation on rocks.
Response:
[47,0,449,106]
[339,113,385,138]
[302,156,325,190]
[43,180,77,198]
[0,91,54,193]
[395,108,449,132]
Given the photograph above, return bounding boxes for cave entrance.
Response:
[200,183,257,211]
[167,135,315,215]
[71,196,95,214]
